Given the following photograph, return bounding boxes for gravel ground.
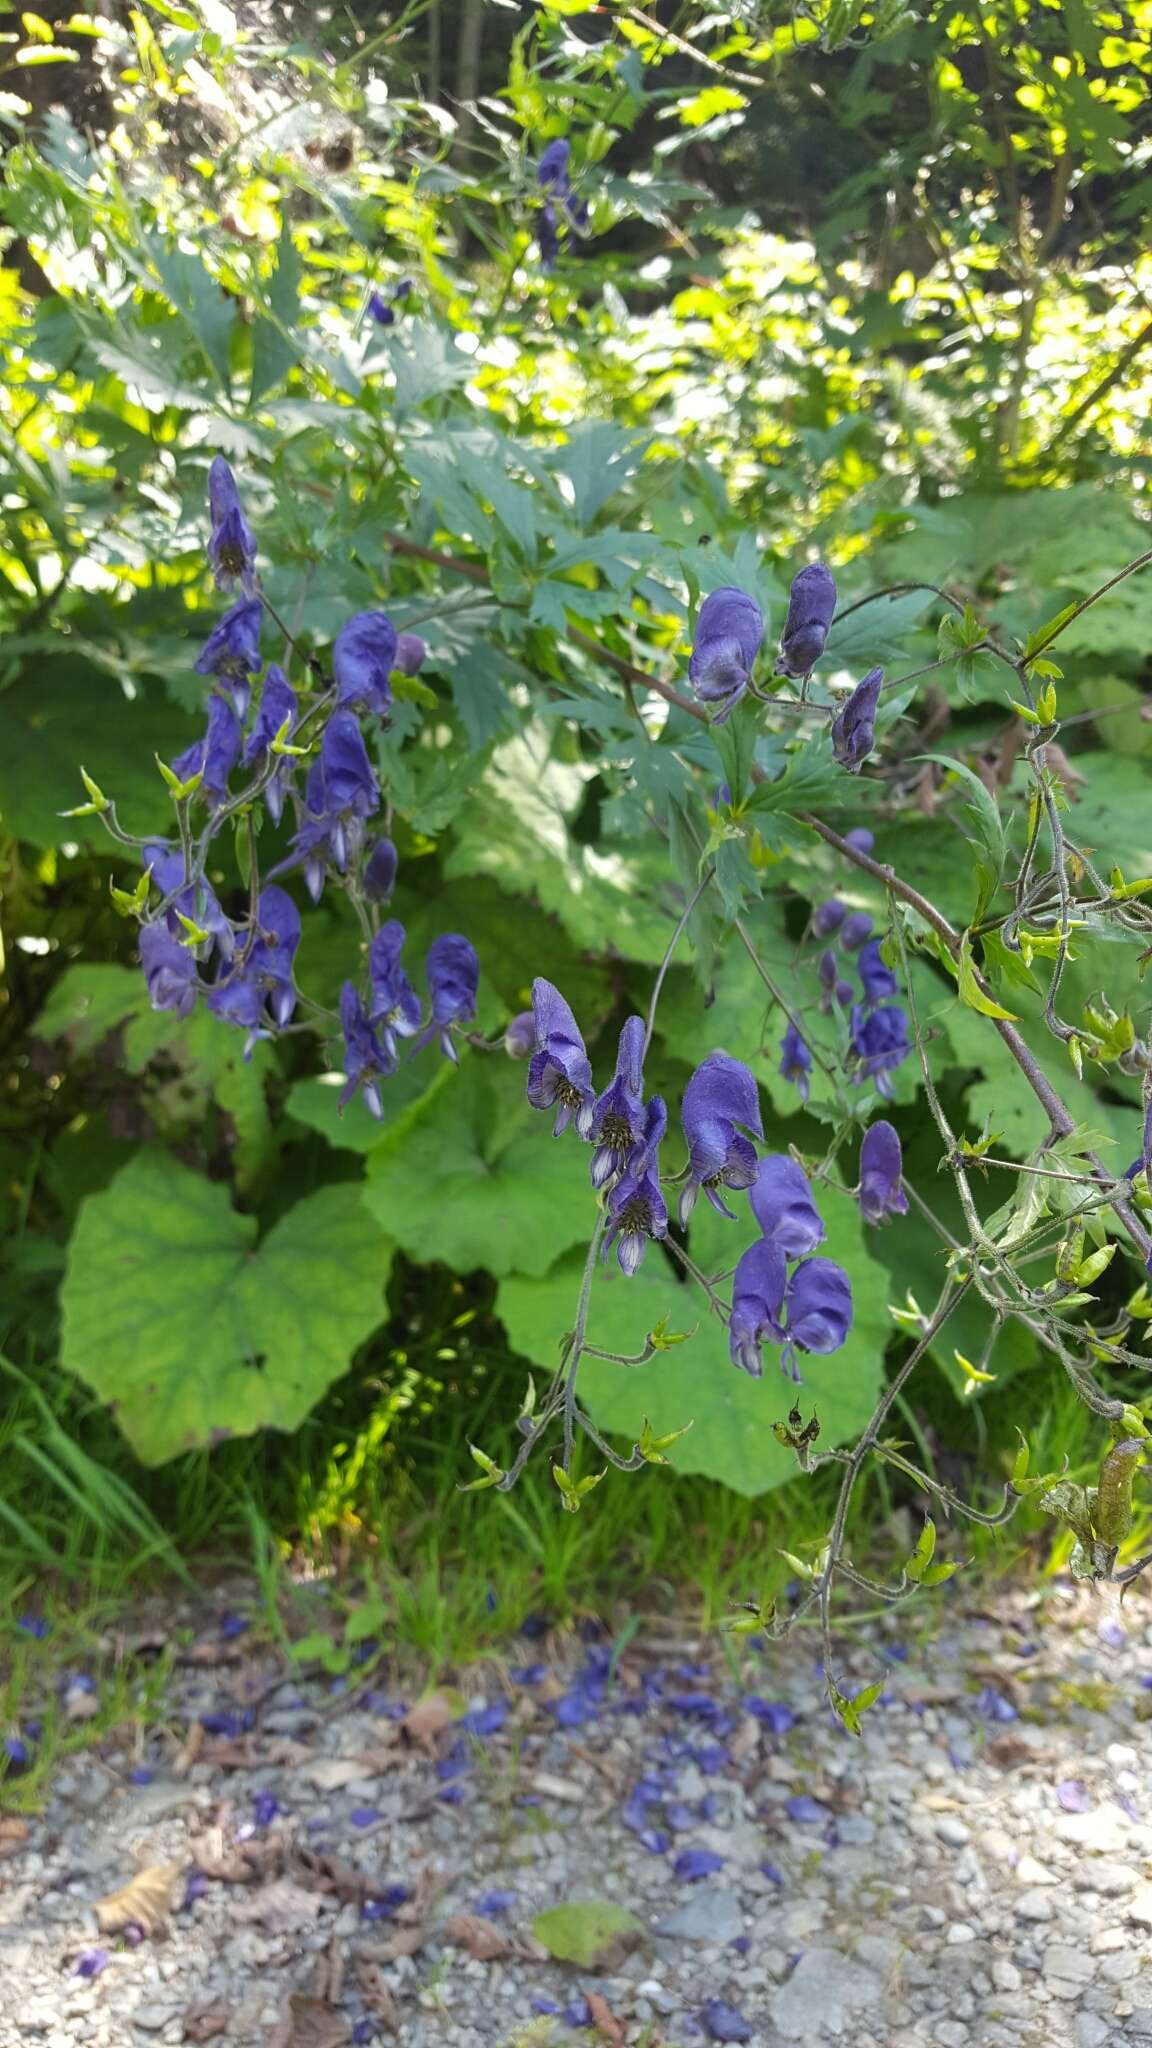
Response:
[2,1578,1151,2047]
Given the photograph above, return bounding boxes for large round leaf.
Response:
[498,1190,893,1497]
[363,1057,598,1278]
[60,1151,390,1464]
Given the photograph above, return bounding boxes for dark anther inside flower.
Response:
[777,562,836,678]
[749,1154,826,1257]
[858,1119,908,1225]
[831,664,885,773]
[687,586,765,722]
[679,1050,764,1223]
[206,455,258,597]
[604,1096,668,1275]
[526,978,596,1137]
[778,1020,812,1102]
[589,1014,647,1186]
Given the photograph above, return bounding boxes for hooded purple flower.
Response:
[207,456,258,597]
[779,1021,812,1102]
[858,1120,908,1226]
[749,1155,825,1257]
[688,587,764,722]
[680,1051,764,1223]
[840,911,874,951]
[421,934,479,1060]
[783,1257,853,1373]
[367,920,422,1060]
[139,920,197,1018]
[142,840,234,960]
[505,1010,535,1059]
[282,711,380,900]
[849,1004,911,1097]
[844,826,875,856]
[817,949,854,1014]
[368,291,395,325]
[394,633,426,675]
[604,1097,668,1276]
[207,886,301,1043]
[334,611,397,719]
[362,837,398,903]
[589,1015,647,1187]
[812,898,846,937]
[777,562,836,678]
[340,982,392,1118]
[831,665,885,773]
[171,692,241,808]
[857,937,898,1006]
[242,663,298,824]
[729,1238,787,1378]
[527,978,596,1137]
[194,598,263,716]
[538,139,572,191]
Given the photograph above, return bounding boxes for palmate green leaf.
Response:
[499,1192,892,1497]
[60,1152,389,1464]
[550,422,648,525]
[363,1058,597,1279]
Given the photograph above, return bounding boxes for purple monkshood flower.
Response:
[242,662,298,823]
[367,921,422,1061]
[1056,1778,1090,1813]
[589,1015,647,1187]
[844,826,874,855]
[674,1848,725,1882]
[818,949,855,1013]
[831,664,885,773]
[749,1155,825,1257]
[139,920,198,1018]
[362,838,398,903]
[368,291,394,325]
[207,456,258,597]
[394,632,426,675]
[527,978,596,1137]
[728,1238,787,1378]
[849,1003,911,1097]
[420,934,480,1060]
[812,898,846,937]
[857,937,898,1006]
[75,1948,109,1980]
[700,1999,754,2044]
[858,1120,908,1226]
[340,983,391,1119]
[142,841,234,961]
[171,692,241,808]
[334,611,397,718]
[784,1258,853,1370]
[688,586,765,723]
[779,1020,812,1103]
[505,1011,535,1059]
[777,562,836,678]
[840,911,874,951]
[538,138,571,190]
[209,886,301,1041]
[194,598,263,715]
[282,710,381,901]
[680,1050,764,1224]
[604,1096,669,1276]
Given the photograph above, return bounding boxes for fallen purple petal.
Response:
[1098,1616,1126,1651]
[1056,1779,1090,1813]
[786,1794,828,1824]
[674,1847,726,1881]
[700,1998,754,2043]
[459,1699,508,1736]
[349,1806,382,1828]
[17,1615,49,1640]
[760,1861,785,1885]
[563,1999,593,2028]
[974,1686,1018,1723]
[637,1827,671,1855]
[253,1789,280,1827]
[219,1612,249,1640]
[128,1767,154,1786]
[75,1948,109,1979]
[744,1697,794,1734]
[475,1888,517,1916]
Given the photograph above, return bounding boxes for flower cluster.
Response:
[536,137,590,272]
[134,459,478,1116]
[729,1154,852,1380]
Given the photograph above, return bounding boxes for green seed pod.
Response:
[1094,1437,1144,1548]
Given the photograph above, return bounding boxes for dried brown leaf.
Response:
[443,1913,516,1961]
[173,1722,205,1777]
[95,1860,184,1935]
[268,1994,351,2048]
[190,1826,284,1884]
[587,1992,626,2045]
[200,1738,258,1770]
[0,1817,29,1860]
[234,1878,327,1932]
[358,1924,426,1962]
[400,1692,458,1751]
[299,1758,373,1793]
[296,1848,375,1903]
[264,1737,314,1767]
[355,1958,399,2034]
[181,2004,231,2041]
[313,1933,345,2005]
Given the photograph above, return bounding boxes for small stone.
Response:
[656,1890,743,1943]
[991,1959,1022,1993]
[1092,1927,1131,1954]
[1015,1855,1059,1887]
[934,1817,972,1848]
[946,1923,977,1945]
[1078,2018,1111,2048]
[1057,1810,1130,1854]
[1102,1953,1143,1985]
[1015,1889,1056,1923]
[1076,1863,1138,1897]
[1126,1885,1152,1928]
[772,1948,882,2039]
[1043,1944,1095,1997]
[1125,2013,1152,2041]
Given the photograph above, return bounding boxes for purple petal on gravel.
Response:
[128,1767,154,1786]
[1098,1617,1126,1650]
[1056,1779,1090,1813]
[349,1807,382,1828]
[220,1612,249,1639]
[786,1795,827,1824]
[674,1848,726,1881]
[520,1613,550,1639]
[563,1999,593,2027]
[459,1700,508,1736]
[183,1872,208,1908]
[744,1697,794,1734]
[475,1888,517,1916]
[760,1861,785,1885]
[18,1615,49,1639]
[730,1934,751,1955]
[253,1789,280,1827]
[438,1784,466,1805]
[75,1949,109,1978]
[1115,1791,1141,1822]
[666,1801,697,1832]
[700,1998,754,2043]
[512,1664,546,1685]
[531,2000,562,2017]
[638,1828,671,1855]
[974,1686,1018,1723]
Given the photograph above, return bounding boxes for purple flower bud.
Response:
[850,1003,911,1098]
[784,1256,853,1362]
[394,632,426,675]
[421,933,480,1060]
[680,1051,763,1223]
[603,1096,668,1275]
[728,1238,787,1378]
[749,1155,825,1257]
[207,456,258,597]
[504,1010,535,1059]
[844,826,875,856]
[858,1120,908,1226]
[589,1015,647,1187]
[394,277,414,299]
[839,911,874,951]
[362,837,399,902]
[779,1021,811,1102]
[835,978,855,1007]
[778,562,836,678]
[812,898,846,937]
[334,611,397,718]
[139,921,197,1019]
[857,937,898,1007]
[818,948,838,992]
[688,586,765,722]
[527,979,595,1137]
[831,665,885,773]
